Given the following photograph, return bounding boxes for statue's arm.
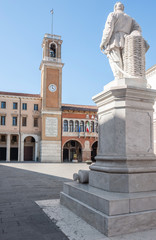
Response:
[131,18,142,35]
[100,13,114,50]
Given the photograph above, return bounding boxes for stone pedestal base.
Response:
[89,169,156,193]
[104,77,147,91]
[61,83,156,237]
[60,182,156,237]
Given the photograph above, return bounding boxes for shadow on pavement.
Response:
[0,165,70,240]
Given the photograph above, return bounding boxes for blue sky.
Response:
[0,0,156,105]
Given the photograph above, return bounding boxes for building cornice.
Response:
[41,110,62,115]
[146,64,156,78]
[62,103,97,112]
[0,91,41,100]
[39,60,64,71]
[41,34,63,47]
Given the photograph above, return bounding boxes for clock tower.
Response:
[40,33,64,162]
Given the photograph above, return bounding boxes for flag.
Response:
[86,122,89,132]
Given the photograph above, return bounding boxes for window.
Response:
[13,102,18,109]
[90,121,94,132]
[80,121,84,132]
[69,120,74,132]
[12,135,17,142]
[50,43,56,58]
[1,135,6,142]
[34,118,38,127]
[22,117,27,127]
[85,121,90,132]
[12,117,17,126]
[75,121,79,132]
[34,104,38,111]
[1,101,6,109]
[63,120,68,132]
[22,103,27,110]
[0,116,6,125]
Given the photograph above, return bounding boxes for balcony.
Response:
[62,131,98,138]
[43,56,62,63]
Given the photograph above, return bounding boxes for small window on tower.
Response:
[50,43,56,58]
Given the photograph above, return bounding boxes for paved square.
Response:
[0,164,69,240]
[1,162,156,240]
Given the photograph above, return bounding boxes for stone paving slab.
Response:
[37,199,156,240]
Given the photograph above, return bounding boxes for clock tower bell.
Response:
[40,33,64,162]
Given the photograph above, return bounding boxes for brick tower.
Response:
[40,33,64,162]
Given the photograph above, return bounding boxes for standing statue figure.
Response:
[100,2,142,79]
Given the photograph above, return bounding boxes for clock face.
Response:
[48,84,57,92]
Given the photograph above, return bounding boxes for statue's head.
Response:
[114,2,124,12]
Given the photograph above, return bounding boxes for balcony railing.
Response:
[43,56,62,63]
[62,132,98,138]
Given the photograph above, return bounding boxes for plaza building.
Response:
[0,33,98,162]
[0,33,156,163]
[146,64,156,151]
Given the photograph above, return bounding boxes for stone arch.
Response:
[63,119,68,132]
[69,120,74,132]
[75,120,79,132]
[22,134,39,143]
[22,134,39,161]
[63,140,82,162]
[49,41,57,58]
[24,136,35,161]
[91,141,98,162]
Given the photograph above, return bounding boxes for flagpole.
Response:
[50,9,54,36]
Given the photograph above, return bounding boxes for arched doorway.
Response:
[63,140,82,162]
[24,136,35,161]
[91,141,98,162]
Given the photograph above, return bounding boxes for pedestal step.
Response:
[62,181,130,216]
[60,182,156,236]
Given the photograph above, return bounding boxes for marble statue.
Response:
[100,2,144,79]
[61,3,156,236]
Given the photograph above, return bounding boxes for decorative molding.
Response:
[49,41,58,49]
[39,60,64,71]
[43,56,61,63]
[44,34,61,40]
[41,110,62,115]
[0,95,41,100]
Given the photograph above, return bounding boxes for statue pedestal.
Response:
[104,77,147,91]
[60,83,156,237]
